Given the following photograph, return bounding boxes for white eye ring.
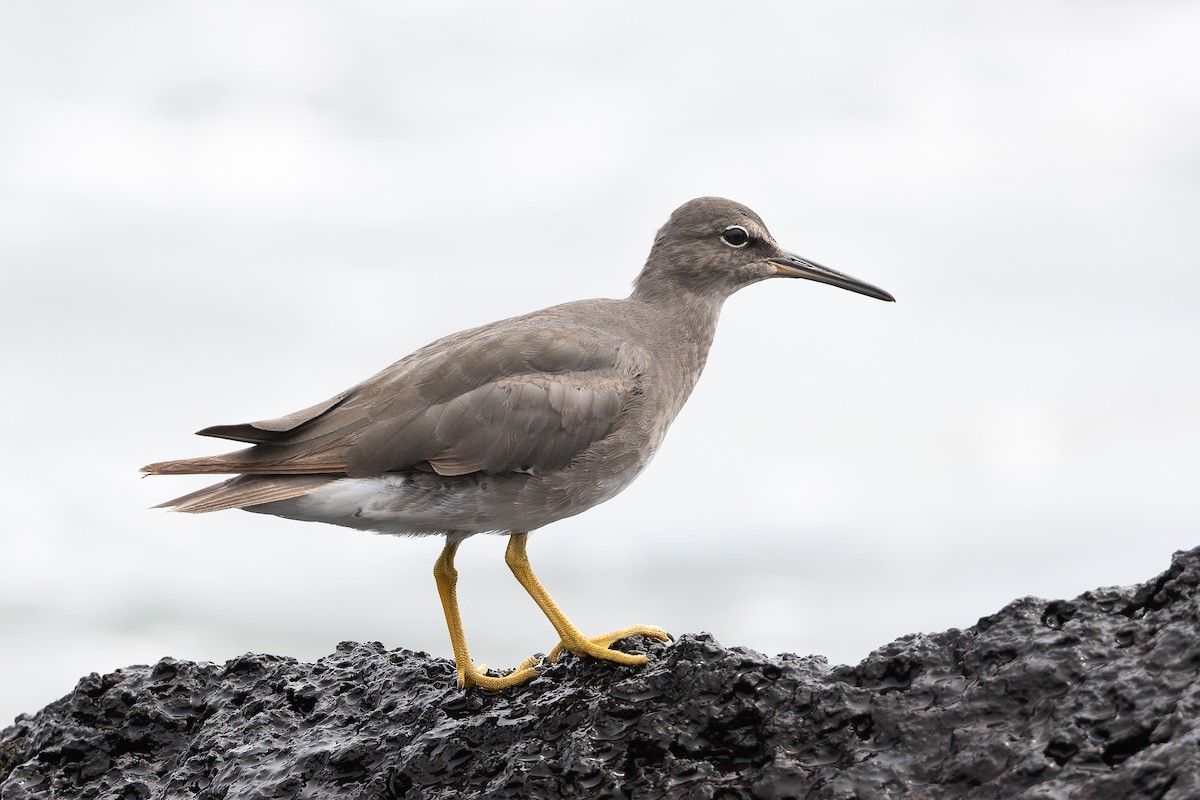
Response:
[720,225,750,248]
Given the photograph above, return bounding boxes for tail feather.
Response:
[141,447,344,476]
[142,454,249,476]
[155,475,335,513]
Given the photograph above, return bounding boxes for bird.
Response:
[143,197,895,691]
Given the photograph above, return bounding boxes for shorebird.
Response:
[143,197,894,690]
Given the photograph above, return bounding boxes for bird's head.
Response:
[633,197,894,303]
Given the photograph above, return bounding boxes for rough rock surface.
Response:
[3,548,1199,800]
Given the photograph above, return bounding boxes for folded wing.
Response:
[142,320,641,480]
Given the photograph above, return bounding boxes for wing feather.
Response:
[421,372,632,476]
[148,314,643,479]
[196,391,351,443]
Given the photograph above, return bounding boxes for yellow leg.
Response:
[433,537,541,691]
[504,532,670,666]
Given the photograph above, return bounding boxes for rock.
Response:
[3,548,1200,799]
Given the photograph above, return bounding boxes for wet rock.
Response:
[4,548,1200,799]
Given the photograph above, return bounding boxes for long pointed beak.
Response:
[769,252,895,302]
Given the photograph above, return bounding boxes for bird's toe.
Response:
[549,624,671,665]
[456,661,541,691]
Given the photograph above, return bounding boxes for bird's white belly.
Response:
[246,462,644,538]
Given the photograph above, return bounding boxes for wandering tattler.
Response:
[143,197,894,690]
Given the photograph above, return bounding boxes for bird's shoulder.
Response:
[369,297,650,401]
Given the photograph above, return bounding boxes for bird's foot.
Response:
[456,660,541,691]
[548,625,671,665]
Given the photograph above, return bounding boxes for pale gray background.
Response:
[2,1,1198,726]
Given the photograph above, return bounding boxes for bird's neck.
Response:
[629,285,726,400]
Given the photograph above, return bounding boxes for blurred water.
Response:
[2,1,1198,725]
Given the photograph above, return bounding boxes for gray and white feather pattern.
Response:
[144,197,893,541]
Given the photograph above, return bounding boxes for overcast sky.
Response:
[2,1,1199,725]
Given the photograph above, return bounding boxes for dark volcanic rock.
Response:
[4,549,1200,799]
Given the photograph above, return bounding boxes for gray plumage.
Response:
[144,197,894,538]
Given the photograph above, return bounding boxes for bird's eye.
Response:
[720,225,750,248]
